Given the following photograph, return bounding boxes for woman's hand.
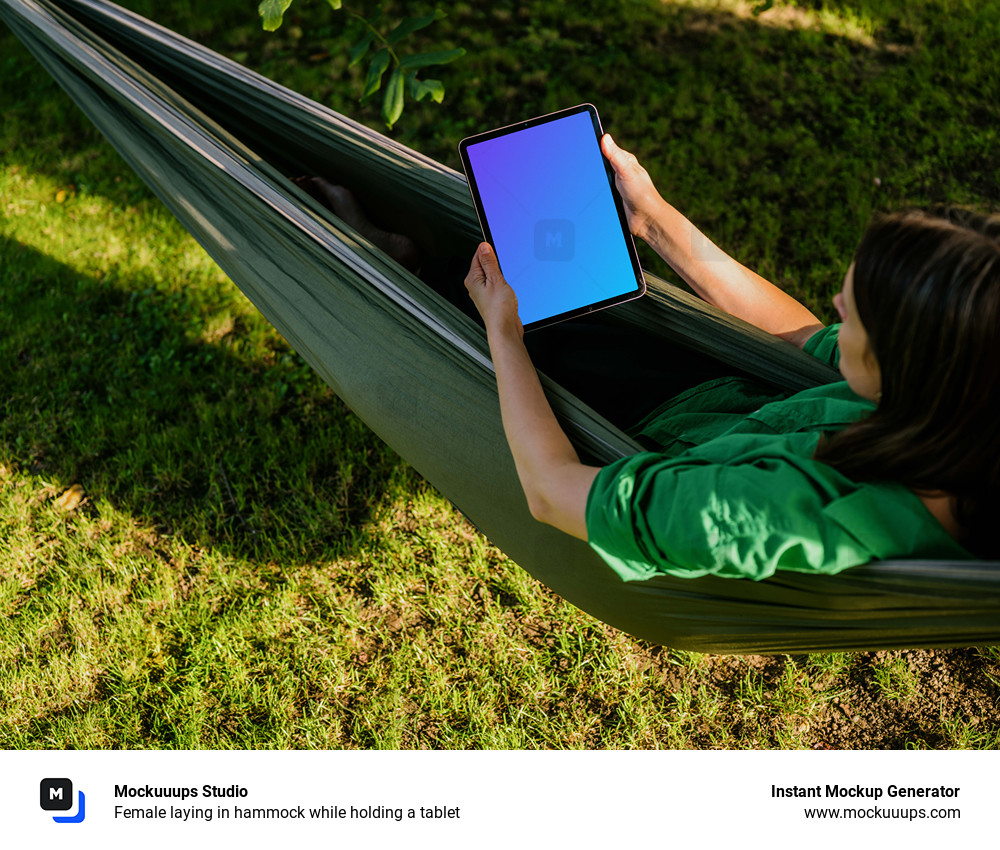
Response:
[465,242,523,338]
[601,134,665,243]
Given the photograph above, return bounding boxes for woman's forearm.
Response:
[600,135,823,347]
[643,198,825,348]
[464,241,598,540]
[487,321,599,540]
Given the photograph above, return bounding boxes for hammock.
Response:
[4,0,999,654]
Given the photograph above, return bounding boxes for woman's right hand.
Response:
[601,134,664,243]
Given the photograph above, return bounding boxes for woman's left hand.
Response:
[465,243,522,338]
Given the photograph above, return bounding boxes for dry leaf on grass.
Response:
[54,483,85,512]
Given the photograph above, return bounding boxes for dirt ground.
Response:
[704,648,1000,749]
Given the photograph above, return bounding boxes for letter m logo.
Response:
[533,219,575,262]
[40,778,73,811]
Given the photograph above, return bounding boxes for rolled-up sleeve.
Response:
[585,447,882,582]
[803,323,841,369]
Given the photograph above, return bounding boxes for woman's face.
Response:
[834,264,882,402]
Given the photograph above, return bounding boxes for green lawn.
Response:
[2,0,999,749]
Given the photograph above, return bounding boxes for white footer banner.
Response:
[4,750,993,848]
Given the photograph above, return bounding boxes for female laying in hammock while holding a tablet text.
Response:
[303,134,1000,581]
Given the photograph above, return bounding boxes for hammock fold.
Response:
[3,0,999,653]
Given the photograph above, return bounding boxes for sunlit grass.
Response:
[2,0,1000,750]
[664,0,878,47]
[873,657,920,702]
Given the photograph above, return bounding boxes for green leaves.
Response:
[407,75,444,104]
[399,48,465,70]
[258,0,294,32]
[382,67,405,128]
[362,47,391,100]
[258,3,464,130]
[351,12,464,129]
[348,30,375,67]
[386,11,441,45]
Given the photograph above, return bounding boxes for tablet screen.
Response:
[460,104,644,330]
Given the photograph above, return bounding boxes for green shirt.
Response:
[585,324,973,581]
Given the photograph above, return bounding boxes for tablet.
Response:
[459,104,645,331]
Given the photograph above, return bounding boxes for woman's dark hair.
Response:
[815,207,1000,558]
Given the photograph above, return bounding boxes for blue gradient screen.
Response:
[464,111,641,327]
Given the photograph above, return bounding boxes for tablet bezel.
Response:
[459,103,645,332]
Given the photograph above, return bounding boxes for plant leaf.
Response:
[399,47,465,70]
[405,72,420,99]
[349,30,375,66]
[387,12,437,45]
[258,0,294,32]
[362,48,391,100]
[382,67,405,128]
[407,76,445,103]
[322,0,342,9]
[752,0,774,14]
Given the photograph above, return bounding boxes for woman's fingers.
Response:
[602,134,648,185]
[602,134,651,188]
[464,244,487,292]
[601,134,660,241]
[464,243,501,292]
[464,243,521,334]
[476,242,499,276]
[601,134,636,175]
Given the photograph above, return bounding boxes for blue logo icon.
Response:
[534,219,575,261]
[40,779,86,823]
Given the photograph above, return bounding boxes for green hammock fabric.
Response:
[4,0,999,653]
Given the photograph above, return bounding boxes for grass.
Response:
[873,657,920,702]
[2,0,1000,749]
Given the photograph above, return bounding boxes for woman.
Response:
[462,135,1000,580]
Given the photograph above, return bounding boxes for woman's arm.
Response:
[601,135,825,349]
[465,244,598,540]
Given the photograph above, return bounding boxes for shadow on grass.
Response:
[0,233,409,565]
[8,0,996,325]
